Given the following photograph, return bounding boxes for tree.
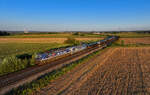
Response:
[0,31,10,36]
[0,56,28,75]
[73,32,79,35]
[64,37,80,45]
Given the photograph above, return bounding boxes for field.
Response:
[71,47,150,95]
[0,38,103,43]
[0,43,69,61]
[2,32,150,38]
[0,35,103,63]
[0,37,102,61]
[35,47,150,95]
[1,32,150,94]
[119,37,150,45]
[1,33,105,38]
[104,32,150,38]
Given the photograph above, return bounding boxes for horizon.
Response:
[0,0,150,31]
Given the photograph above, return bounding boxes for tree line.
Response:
[0,31,10,36]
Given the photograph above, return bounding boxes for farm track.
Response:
[0,46,103,95]
[35,47,150,95]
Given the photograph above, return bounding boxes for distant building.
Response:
[24,30,29,33]
[93,32,101,34]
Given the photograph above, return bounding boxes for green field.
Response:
[0,43,69,61]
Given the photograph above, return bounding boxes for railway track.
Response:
[0,45,103,95]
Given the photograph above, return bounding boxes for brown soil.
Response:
[34,47,150,95]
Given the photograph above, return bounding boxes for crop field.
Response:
[2,33,71,38]
[0,38,103,43]
[2,32,150,38]
[0,37,102,61]
[70,47,150,95]
[36,47,150,95]
[2,33,105,38]
[0,43,69,61]
[105,32,150,38]
[119,38,150,45]
[1,33,150,95]
[0,38,66,43]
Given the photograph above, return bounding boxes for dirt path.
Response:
[35,47,150,95]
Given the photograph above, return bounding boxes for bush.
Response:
[0,56,25,75]
[29,53,36,66]
[64,37,80,45]
[0,52,38,76]
[73,32,79,35]
[121,40,124,46]
[16,54,32,60]
[80,33,85,36]
[0,56,31,76]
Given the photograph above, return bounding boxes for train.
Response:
[35,36,119,65]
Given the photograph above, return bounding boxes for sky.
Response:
[0,0,150,31]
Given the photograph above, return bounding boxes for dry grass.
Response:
[70,47,150,95]
[0,38,66,43]
[0,38,103,43]
[119,37,150,45]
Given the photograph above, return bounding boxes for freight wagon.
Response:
[35,36,119,65]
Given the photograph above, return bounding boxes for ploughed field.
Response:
[35,47,150,95]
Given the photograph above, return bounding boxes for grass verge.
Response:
[5,47,106,95]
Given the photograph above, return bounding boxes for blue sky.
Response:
[0,0,150,31]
